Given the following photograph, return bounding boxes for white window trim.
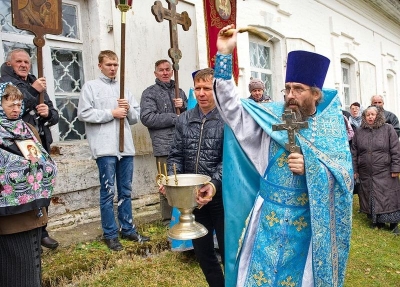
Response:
[46,0,83,44]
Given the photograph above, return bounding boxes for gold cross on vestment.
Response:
[293,216,308,232]
[253,271,270,286]
[297,193,309,206]
[280,276,296,287]
[266,211,279,227]
[272,109,309,153]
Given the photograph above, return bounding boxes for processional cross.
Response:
[272,109,309,153]
[151,0,192,115]
[11,0,62,104]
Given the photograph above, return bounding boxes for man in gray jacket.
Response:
[140,59,187,225]
[78,50,149,251]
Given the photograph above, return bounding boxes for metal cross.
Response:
[151,0,191,114]
[272,109,309,153]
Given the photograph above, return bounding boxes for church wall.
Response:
[194,0,399,113]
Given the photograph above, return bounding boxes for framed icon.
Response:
[11,0,62,36]
[15,139,44,163]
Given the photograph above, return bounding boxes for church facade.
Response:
[0,0,398,229]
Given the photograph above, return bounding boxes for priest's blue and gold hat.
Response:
[285,50,330,89]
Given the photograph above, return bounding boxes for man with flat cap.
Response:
[213,24,353,287]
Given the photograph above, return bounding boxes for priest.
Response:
[213,24,353,287]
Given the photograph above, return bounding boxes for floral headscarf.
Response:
[0,82,57,216]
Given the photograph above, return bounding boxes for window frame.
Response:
[248,38,274,99]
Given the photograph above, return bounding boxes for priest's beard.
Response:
[284,98,315,121]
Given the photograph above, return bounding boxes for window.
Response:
[52,48,85,140]
[386,71,397,111]
[341,62,351,107]
[249,41,273,98]
[0,0,86,141]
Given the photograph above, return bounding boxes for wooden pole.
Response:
[115,1,133,152]
[173,68,180,115]
[119,11,126,152]
[33,37,45,104]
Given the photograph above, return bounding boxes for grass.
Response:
[345,195,400,287]
[42,222,208,287]
[42,196,400,287]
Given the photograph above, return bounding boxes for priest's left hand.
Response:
[288,152,305,175]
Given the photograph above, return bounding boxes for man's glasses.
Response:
[281,87,311,96]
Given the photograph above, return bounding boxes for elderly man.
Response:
[214,25,353,287]
[140,59,187,226]
[0,48,59,250]
[371,95,400,137]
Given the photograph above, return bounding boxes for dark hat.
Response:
[350,102,360,107]
[248,78,265,92]
[285,50,330,89]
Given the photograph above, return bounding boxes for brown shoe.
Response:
[41,236,59,249]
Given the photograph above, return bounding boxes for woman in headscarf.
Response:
[247,78,271,103]
[0,83,57,286]
[349,101,362,131]
[351,105,400,234]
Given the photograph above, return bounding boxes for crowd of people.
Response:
[1,23,400,287]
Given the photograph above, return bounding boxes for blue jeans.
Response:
[96,156,136,239]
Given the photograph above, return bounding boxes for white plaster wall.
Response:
[193,0,399,114]
[80,0,199,203]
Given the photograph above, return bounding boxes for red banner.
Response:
[203,0,239,84]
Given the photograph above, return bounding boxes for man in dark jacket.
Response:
[371,95,400,137]
[140,59,187,225]
[163,68,225,287]
[0,48,59,249]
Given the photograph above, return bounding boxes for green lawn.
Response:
[42,196,399,287]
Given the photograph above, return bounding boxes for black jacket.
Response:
[167,106,224,196]
[383,110,400,137]
[140,79,187,157]
[0,63,59,152]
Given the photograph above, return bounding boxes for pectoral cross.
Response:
[151,0,191,114]
[272,109,309,153]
